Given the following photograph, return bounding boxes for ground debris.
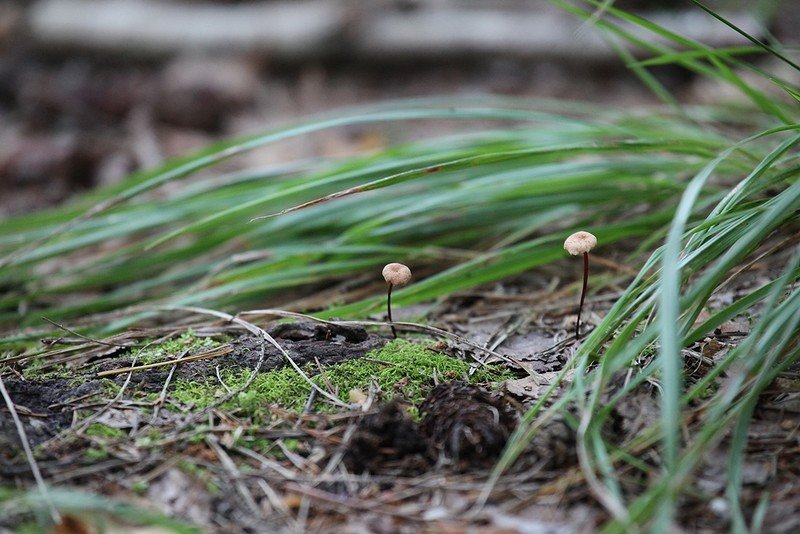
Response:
[420,381,516,468]
[147,468,213,526]
[504,370,575,401]
[227,320,382,371]
[100,321,385,390]
[346,382,518,474]
[345,401,432,475]
[0,378,102,447]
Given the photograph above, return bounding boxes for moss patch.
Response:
[171,340,513,415]
[136,331,222,365]
[85,423,126,439]
[21,330,224,383]
[22,357,74,380]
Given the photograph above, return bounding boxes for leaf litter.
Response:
[1,270,799,532]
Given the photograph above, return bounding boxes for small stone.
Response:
[709,497,729,518]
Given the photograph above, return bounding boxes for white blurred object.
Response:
[29,0,345,58]
[29,0,764,61]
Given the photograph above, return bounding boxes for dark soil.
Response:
[100,321,386,392]
[345,401,433,476]
[419,381,517,467]
[345,382,518,475]
[2,305,797,532]
[0,378,103,448]
[0,321,386,452]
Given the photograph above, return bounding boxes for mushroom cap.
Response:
[382,262,412,286]
[564,231,597,255]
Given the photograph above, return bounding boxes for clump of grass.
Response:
[480,1,800,530]
[0,96,750,341]
[171,340,512,414]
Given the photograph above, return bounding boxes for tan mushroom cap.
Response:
[382,263,412,287]
[564,231,597,256]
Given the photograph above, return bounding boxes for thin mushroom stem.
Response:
[577,251,589,339]
[564,231,597,340]
[381,262,411,339]
[387,283,397,338]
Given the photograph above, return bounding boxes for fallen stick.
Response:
[96,344,233,377]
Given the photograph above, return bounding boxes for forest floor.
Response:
[1,2,799,532]
[2,259,799,532]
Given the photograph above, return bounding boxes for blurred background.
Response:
[0,0,797,217]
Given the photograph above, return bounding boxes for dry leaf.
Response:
[348,388,367,405]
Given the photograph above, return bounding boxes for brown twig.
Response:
[41,317,138,349]
[151,360,180,424]
[96,344,233,377]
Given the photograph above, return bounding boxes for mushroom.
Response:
[382,262,412,338]
[564,231,597,339]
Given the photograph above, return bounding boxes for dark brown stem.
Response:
[387,283,397,338]
[576,251,589,339]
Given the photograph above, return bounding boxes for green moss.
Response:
[15,522,42,534]
[134,428,162,448]
[177,460,218,494]
[282,438,300,452]
[22,358,74,380]
[171,339,514,415]
[86,423,125,439]
[21,331,224,382]
[85,447,108,461]
[243,437,273,454]
[21,358,47,377]
[178,459,202,475]
[131,480,149,495]
[188,429,210,444]
[136,331,223,365]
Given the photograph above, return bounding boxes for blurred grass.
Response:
[0,103,758,339]
[0,487,199,533]
[483,1,800,531]
[1,0,799,531]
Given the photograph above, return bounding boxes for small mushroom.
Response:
[564,231,597,339]
[382,263,412,338]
